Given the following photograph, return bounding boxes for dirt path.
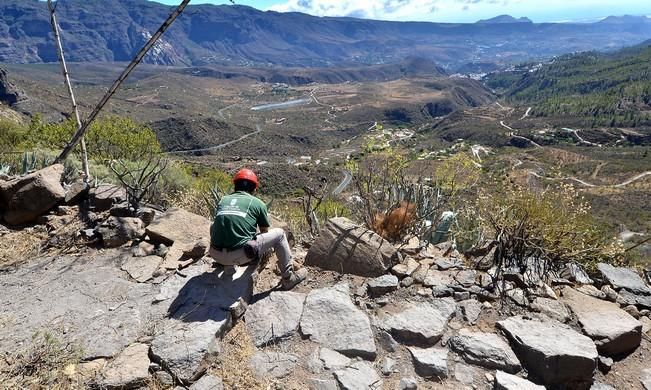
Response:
[591,162,607,180]
[529,170,651,188]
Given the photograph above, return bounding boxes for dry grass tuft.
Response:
[210,321,268,390]
[0,228,47,269]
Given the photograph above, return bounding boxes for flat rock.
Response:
[146,208,211,247]
[334,361,382,390]
[246,291,306,346]
[449,329,521,373]
[0,252,166,360]
[530,297,571,323]
[562,287,641,356]
[121,255,163,283]
[151,263,255,382]
[305,217,398,277]
[392,257,420,277]
[458,299,482,325]
[597,263,651,295]
[618,289,651,310]
[309,378,339,390]
[367,274,399,295]
[98,343,150,389]
[641,368,651,390]
[190,375,223,390]
[0,164,66,225]
[250,351,298,379]
[380,298,456,346]
[407,346,448,379]
[494,371,545,390]
[300,283,376,359]
[435,257,463,270]
[497,315,598,387]
[591,382,616,390]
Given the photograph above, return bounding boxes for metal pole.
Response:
[47,0,91,181]
[54,0,191,164]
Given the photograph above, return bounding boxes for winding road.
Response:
[528,170,651,188]
[333,170,353,195]
[165,123,263,154]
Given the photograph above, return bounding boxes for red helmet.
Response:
[233,168,259,189]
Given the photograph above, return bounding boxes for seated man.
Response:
[209,168,307,290]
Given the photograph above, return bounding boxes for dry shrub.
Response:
[479,183,625,277]
[371,201,416,242]
[162,188,213,219]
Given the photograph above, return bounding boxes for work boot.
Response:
[281,268,308,290]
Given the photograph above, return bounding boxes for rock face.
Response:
[407,347,448,379]
[494,371,545,390]
[497,316,598,387]
[245,291,306,346]
[0,164,65,225]
[380,298,456,345]
[151,262,255,382]
[300,283,377,359]
[305,217,399,277]
[562,287,642,356]
[98,343,150,389]
[333,361,382,390]
[146,207,211,248]
[97,217,146,248]
[449,329,521,373]
[597,263,651,295]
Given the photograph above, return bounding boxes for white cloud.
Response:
[266,0,651,23]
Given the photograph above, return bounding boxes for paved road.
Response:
[165,123,263,154]
[333,170,353,195]
[251,98,311,111]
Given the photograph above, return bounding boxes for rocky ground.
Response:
[1,165,651,390]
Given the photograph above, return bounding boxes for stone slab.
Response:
[246,291,306,346]
[380,298,456,346]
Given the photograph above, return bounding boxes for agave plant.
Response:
[0,163,11,176]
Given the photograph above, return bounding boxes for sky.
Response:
[151,0,651,23]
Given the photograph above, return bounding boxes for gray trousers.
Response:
[209,228,293,276]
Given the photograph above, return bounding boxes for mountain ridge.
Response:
[2,0,651,69]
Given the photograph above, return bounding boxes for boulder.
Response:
[305,217,398,277]
[0,68,25,105]
[309,378,339,390]
[494,371,545,390]
[597,263,651,295]
[146,207,211,247]
[449,329,521,373]
[190,375,223,390]
[300,283,376,359]
[458,299,482,325]
[96,217,145,248]
[250,351,298,379]
[562,287,642,356]
[591,382,615,390]
[399,377,418,390]
[90,184,126,211]
[333,361,382,390]
[0,164,65,225]
[407,346,448,379]
[380,298,456,346]
[245,291,306,346]
[497,315,598,387]
[367,274,399,296]
[97,343,150,390]
[121,255,163,283]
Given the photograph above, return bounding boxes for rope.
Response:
[54,0,191,164]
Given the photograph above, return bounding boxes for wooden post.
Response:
[47,0,90,181]
[54,0,191,164]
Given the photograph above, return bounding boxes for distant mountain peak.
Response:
[477,15,533,24]
[598,15,651,24]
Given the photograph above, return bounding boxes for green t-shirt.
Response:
[210,191,270,249]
